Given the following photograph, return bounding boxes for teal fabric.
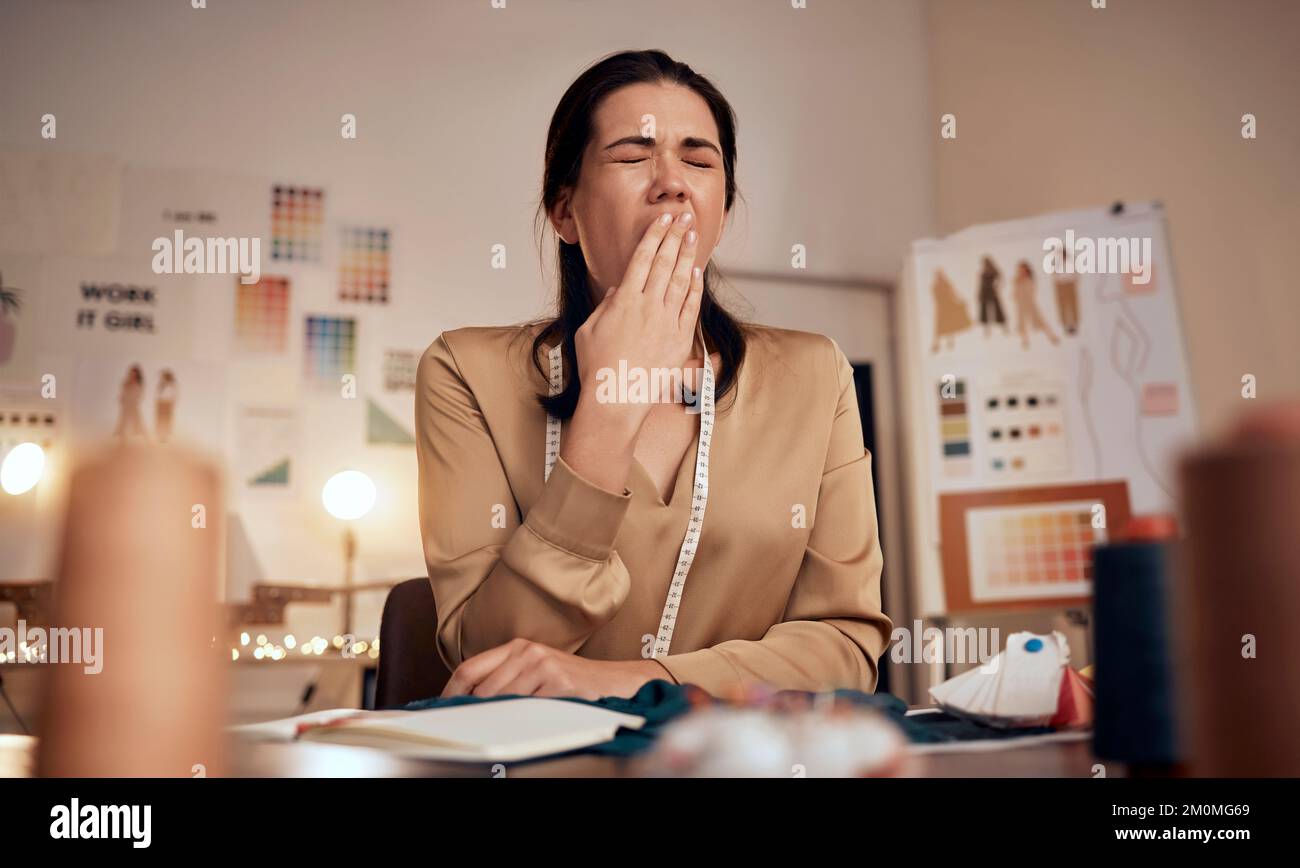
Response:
[401,679,1056,761]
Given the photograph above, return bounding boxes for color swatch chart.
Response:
[965,501,1102,602]
[383,349,418,391]
[937,376,972,478]
[234,276,290,353]
[237,405,296,489]
[270,185,323,262]
[303,316,356,387]
[980,380,1069,477]
[338,226,390,303]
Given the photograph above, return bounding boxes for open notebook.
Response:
[230,699,646,762]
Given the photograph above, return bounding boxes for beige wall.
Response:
[0,1,933,642]
[9,0,1292,687]
[925,0,1300,434]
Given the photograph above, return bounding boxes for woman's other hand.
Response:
[440,638,668,701]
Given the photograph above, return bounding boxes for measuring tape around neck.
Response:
[543,328,715,659]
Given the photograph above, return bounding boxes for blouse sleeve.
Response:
[416,332,635,671]
[653,336,894,694]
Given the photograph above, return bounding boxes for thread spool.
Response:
[1092,524,1181,768]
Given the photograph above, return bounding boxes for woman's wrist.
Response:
[572,387,650,438]
[616,658,673,692]
[558,394,648,495]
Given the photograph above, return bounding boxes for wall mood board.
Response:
[899,202,1198,615]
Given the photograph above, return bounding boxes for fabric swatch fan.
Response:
[928,631,1094,729]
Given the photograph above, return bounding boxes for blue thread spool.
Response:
[1092,531,1181,767]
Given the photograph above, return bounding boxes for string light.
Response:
[224,634,381,662]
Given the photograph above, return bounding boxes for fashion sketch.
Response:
[113,364,148,442]
[155,369,179,443]
[930,268,973,352]
[1012,260,1060,349]
[977,256,1009,337]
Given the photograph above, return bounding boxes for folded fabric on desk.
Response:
[401,679,1059,760]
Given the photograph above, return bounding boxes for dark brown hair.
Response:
[527,49,749,418]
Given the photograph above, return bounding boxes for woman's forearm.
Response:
[558,393,647,495]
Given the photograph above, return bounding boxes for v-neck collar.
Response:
[631,417,698,510]
[538,329,730,511]
[631,349,723,510]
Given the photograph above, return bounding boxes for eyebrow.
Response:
[602,135,722,158]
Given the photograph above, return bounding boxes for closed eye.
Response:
[617,159,713,168]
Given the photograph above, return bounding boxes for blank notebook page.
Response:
[326,698,645,752]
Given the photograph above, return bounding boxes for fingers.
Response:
[470,651,532,697]
[491,666,548,698]
[663,226,698,308]
[678,264,704,330]
[642,212,694,297]
[473,646,554,697]
[439,640,518,697]
[621,212,677,296]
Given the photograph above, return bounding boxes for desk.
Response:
[2,731,1103,778]
[233,737,1101,777]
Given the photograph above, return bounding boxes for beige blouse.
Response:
[415,321,892,696]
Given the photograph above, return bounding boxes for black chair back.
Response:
[375,578,452,708]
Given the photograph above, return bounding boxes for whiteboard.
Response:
[897,202,1199,616]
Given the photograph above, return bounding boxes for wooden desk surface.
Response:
[232,737,1101,777]
[2,733,1103,778]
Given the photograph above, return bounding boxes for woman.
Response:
[155,369,179,443]
[113,364,146,442]
[977,255,1008,337]
[417,50,891,700]
[1050,248,1080,336]
[930,267,972,352]
[1012,260,1060,349]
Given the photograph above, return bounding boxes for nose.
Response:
[648,154,690,205]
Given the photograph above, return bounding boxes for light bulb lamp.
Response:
[321,470,376,637]
[1,442,45,496]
